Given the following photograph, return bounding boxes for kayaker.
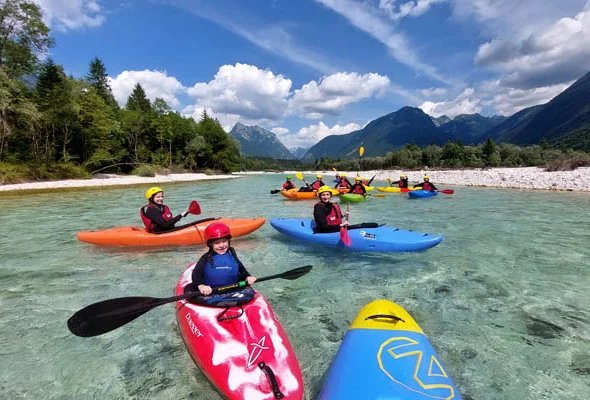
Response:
[333,173,340,183]
[390,174,409,188]
[191,222,257,296]
[141,187,193,233]
[349,176,367,195]
[311,174,325,191]
[283,176,296,190]
[313,185,349,233]
[413,175,438,192]
[334,173,352,189]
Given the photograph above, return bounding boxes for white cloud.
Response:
[109,70,185,108]
[271,127,290,135]
[419,88,481,118]
[290,72,390,118]
[185,63,292,128]
[379,0,447,21]
[277,121,361,149]
[419,87,448,98]
[317,0,451,83]
[35,0,105,31]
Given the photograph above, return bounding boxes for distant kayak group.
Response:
[70,177,461,399]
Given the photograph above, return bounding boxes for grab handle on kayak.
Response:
[258,362,285,399]
[365,314,405,323]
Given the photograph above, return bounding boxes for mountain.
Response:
[229,123,295,159]
[290,146,310,159]
[431,115,451,127]
[439,113,506,144]
[483,70,590,144]
[302,106,448,161]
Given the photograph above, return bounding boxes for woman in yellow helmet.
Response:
[349,176,367,195]
[413,175,438,192]
[334,172,352,190]
[313,186,350,233]
[140,187,192,233]
[311,174,325,191]
[389,173,409,188]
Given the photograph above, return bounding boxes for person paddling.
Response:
[334,173,352,190]
[413,175,438,192]
[390,174,409,188]
[283,176,296,190]
[313,186,349,233]
[141,187,194,233]
[349,176,367,195]
[189,222,257,296]
[311,174,325,191]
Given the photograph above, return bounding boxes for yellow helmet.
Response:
[145,186,163,201]
[400,174,406,178]
[424,175,430,180]
[355,176,362,181]
[317,185,333,196]
[340,173,346,177]
[316,174,323,178]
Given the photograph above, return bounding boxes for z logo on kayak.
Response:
[247,336,269,368]
[360,231,376,240]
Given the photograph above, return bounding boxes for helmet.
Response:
[145,186,163,201]
[317,185,333,196]
[205,222,232,242]
[316,174,323,178]
[400,174,406,178]
[286,176,291,179]
[355,176,362,181]
[424,175,430,180]
[341,173,346,177]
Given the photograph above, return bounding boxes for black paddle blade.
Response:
[257,265,313,283]
[67,296,176,337]
[270,189,281,194]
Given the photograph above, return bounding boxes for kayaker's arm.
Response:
[144,206,183,232]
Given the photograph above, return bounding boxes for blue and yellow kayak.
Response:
[319,299,461,400]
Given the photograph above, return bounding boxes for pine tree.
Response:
[125,83,152,113]
[86,57,118,109]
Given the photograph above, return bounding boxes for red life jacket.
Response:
[283,181,296,190]
[316,202,343,226]
[351,184,365,195]
[311,180,322,190]
[422,182,434,191]
[399,179,408,188]
[140,203,173,232]
[337,178,351,189]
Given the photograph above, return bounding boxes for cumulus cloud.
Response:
[419,88,482,118]
[185,63,291,128]
[271,127,290,135]
[35,0,105,31]
[276,121,361,149]
[290,72,390,118]
[109,70,185,108]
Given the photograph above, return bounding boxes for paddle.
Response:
[357,146,364,176]
[270,189,281,194]
[187,200,201,215]
[67,265,313,338]
[367,193,386,198]
[296,172,311,187]
[339,203,352,247]
[440,189,454,195]
[366,174,377,186]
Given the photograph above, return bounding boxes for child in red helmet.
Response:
[191,222,257,295]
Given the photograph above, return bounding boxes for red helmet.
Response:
[205,222,232,242]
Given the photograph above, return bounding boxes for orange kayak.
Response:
[76,217,266,246]
[280,188,345,200]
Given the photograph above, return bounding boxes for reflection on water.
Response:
[1,175,589,399]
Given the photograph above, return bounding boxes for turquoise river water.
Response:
[0,174,589,399]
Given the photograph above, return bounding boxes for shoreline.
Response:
[1,167,589,193]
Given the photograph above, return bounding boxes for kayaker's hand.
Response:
[198,284,212,295]
[246,276,257,285]
[340,221,349,227]
[181,210,189,218]
[344,210,350,217]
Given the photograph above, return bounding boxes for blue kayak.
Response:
[319,299,462,400]
[408,190,438,199]
[270,218,442,252]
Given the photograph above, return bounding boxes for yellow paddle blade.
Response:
[296,172,304,180]
[359,146,365,157]
[332,167,337,172]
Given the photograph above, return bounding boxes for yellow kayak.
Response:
[376,186,416,193]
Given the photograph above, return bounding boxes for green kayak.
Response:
[340,193,367,203]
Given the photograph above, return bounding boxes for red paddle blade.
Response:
[441,190,455,195]
[188,200,201,215]
[340,227,352,247]
[401,188,410,192]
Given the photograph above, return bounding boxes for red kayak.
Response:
[175,263,304,399]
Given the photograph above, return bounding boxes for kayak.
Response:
[408,190,438,199]
[175,263,304,399]
[319,299,461,400]
[270,218,442,252]
[376,186,416,193]
[76,217,266,246]
[280,188,343,200]
[340,193,367,203]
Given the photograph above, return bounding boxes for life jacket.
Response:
[316,202,343,226]
[399,179,408,188]
[311,180,323,190]
[204,249,241,288]
[140,203,173,232]
[283,181,296,190]
[351,184,365,195]
[337,178,351,189]
[422,182,434,191]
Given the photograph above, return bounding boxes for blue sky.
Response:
[38,0,590,150]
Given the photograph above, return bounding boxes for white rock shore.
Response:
[1,167,589,193]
